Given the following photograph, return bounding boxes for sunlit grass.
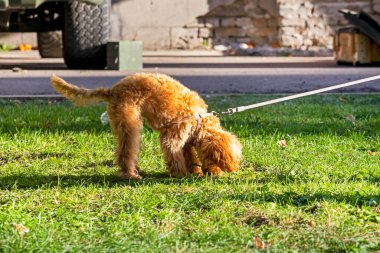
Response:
[0,94,379,252]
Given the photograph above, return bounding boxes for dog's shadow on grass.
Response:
[1,169,379,208]
[0,171,206,190]
[2,173,378,208]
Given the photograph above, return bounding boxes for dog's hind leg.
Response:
[108,103,143,180]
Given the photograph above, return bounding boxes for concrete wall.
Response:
[111,0,210,50]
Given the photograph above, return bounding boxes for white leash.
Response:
[214,74,380,116]
[101,75,380,124]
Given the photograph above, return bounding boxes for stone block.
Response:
[297,6,311,19]
[245,27,258,37]
[246,6,267,18]
[203,17,220,27]
[279,7,297,19]
[253,17,268,28]
[215,27,246,38]
[259,0,277,16]
[174,36,205,50]
[236,17,252,27]
[250,36,270,46]
[221,17,236,27]
[184,20,206,28]
[281,18,306,27]
[280,27,296,35]
[254,27,276,37]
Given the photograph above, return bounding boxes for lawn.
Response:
[0,94,379,252]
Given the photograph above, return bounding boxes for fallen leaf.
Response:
[374,206,380,213]
[18,43,32,51]
[308,220,316,227]
[253,237,266,249]
[277,139,287,148]
[346,114,356,123]
[13,223,29,236]
[338,96,347,102]
[368,151,380,156]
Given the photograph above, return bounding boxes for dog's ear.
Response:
[200,128,242,173]
[220,130,242,172]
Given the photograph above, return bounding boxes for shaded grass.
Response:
[0,94,379,252]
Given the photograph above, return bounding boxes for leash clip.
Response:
[212,106,245,117]
[222,107,239,115]
[211,107,241,117]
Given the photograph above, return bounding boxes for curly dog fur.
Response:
[51,73,242,179]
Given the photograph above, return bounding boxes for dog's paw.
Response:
[191,165,204,176]
[204,165,224,176]
[117,170,142,180]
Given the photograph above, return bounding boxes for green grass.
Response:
[0,94,379,252]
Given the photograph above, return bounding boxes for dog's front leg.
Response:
[183,144,203,176]
[160,134,190,178]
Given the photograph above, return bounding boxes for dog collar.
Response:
[193,112,213,136]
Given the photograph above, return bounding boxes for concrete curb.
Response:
[0,95,65,101]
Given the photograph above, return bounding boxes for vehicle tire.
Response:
[37,31,63,58]
[63,0,110,69]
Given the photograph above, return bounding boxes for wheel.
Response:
[37,31,63,58]
[63,0,110,69]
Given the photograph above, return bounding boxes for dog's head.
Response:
[199,116,242,173]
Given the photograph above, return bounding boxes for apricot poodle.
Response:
[51,73,242,179]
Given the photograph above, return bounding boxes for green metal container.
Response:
[107,41,143,71]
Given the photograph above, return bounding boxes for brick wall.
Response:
[192,0,380,50]
[278,0,373,49]
[197,0,278,47]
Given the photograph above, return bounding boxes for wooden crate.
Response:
[107,41,143,70]
[334,27,380,65]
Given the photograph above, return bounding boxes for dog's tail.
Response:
[51,75,112,106]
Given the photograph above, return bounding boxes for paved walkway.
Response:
[0,50,379,97]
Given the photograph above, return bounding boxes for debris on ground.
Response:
[18,44,32,51]
[213,43,333,57]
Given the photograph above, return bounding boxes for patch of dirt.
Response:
[240,209,270,227]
